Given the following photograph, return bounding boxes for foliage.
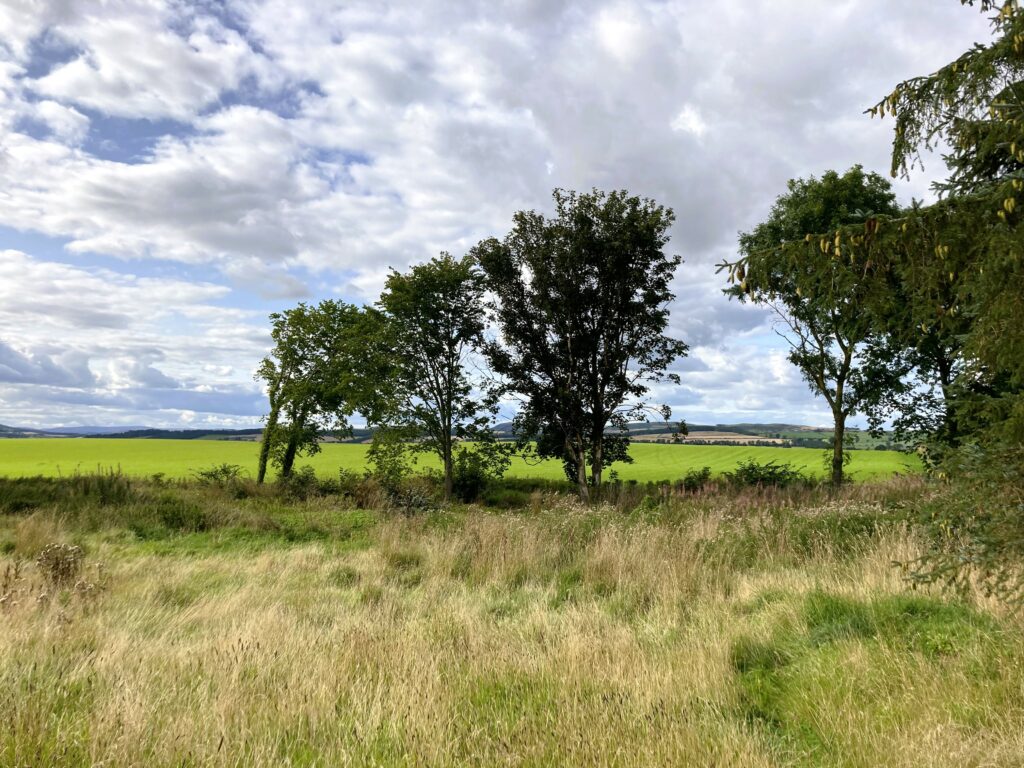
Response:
[725,459,809,488]
[680,466,712,492]
[366,427,413,495]
[474,188,688,501]
[255,301,390,482]
[451,441,513,502]
[903,445,1024,603]
[192,463,245,486]
[277,465,321,501]
[870,1,1024,451]
[377,253,501,501]
[727,166,903,486]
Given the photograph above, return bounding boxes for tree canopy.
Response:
[473,188,687,501]
[731,167,903,486]
[377,253,502,501]
[255,301,388,482]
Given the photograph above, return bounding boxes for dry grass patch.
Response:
[0,482,1022,766]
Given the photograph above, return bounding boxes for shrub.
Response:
[680,466,712,492]
[278,465,320,500]
[903,445,1024,604]
[153,494,209,532]
[193,463,245,486]
[451,442,513,503]
[68,471,134,506]
[0,473,134,515]
[725,459,809,488]
[367,429,412,494]
[390,484,439,515]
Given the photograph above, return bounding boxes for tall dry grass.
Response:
[0,479,1021,766]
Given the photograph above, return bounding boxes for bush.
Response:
[0,473,136,515]
[903,445,1024,604]
[725,459,809,488]
[390,478,440,515]
[152,494,209,532]
[680,466,712,492]
[193,463,245,485]
[277,465,320,500]
[367,429,412,494]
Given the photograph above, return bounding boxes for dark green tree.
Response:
[256,301,388,482]
[377,253,503,502]
[727,166,903,486]
[855,0,1024,603]
[869,0,1024,449]
[473,188,687,502]
[854,206,976,459]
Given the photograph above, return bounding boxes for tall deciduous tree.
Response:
[728,166,903,487]
[256,301,387,482]
[473,188,687,502]
[377,253,498,502]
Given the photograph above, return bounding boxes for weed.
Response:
[35,543,84,587]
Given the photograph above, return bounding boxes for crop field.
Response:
[0,438,919,482]
[2,475,1021,766]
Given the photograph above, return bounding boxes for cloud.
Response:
[28,1,278,121]
[0,251,268,427]
[0,341,95,388]
[31,99,89,143]
[0,0,996,427]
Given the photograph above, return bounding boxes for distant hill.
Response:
[0,423,156,437]
[0,420,901,448]
[85,427,265,440]
[56,425,153,435]
[0,423,63,438]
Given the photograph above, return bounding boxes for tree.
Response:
[473,188,687,502]
[869,0,1024,450]
[852,0,1024,603]
[377,253,501,502]
[854,204,977,458]
[727,166,903,487]
[256,301,387,482]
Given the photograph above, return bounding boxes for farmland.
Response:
[0,438,920,483]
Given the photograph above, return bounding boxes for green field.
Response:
[0,438,919,482]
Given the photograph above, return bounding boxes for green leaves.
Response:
[474,188,687,498]
[728,167,904,485]
[255,301,386,480]
[377,253,497,500]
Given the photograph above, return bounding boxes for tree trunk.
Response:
[937,351,959,446]
[280,427,300,479]
[569,436,590,503]
[831,412,846,488]
[590,437,604,496]
[443,451,453,503]
[256,401,280,484]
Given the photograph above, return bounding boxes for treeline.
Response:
[256,189,686,503]
[256,0,1024,599]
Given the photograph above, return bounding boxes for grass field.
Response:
[0,438,919,482]
[1,475,1021,766]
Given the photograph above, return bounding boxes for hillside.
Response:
[0,420,903,448]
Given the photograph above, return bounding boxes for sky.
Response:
[0,0,996,430]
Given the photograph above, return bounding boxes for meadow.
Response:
[0,438,919,483]
[1,473,1022,767]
